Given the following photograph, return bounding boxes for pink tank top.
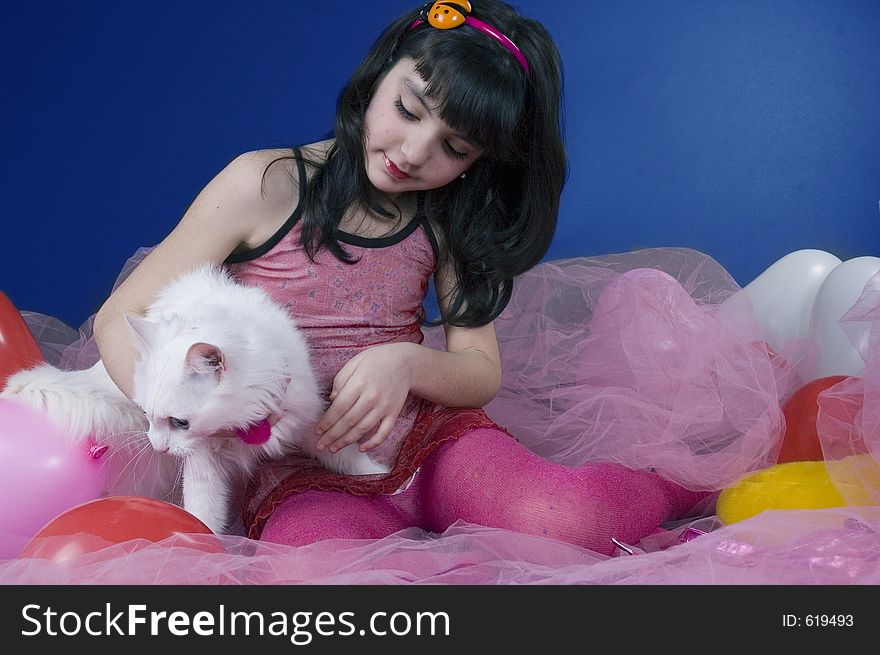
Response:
[225,152,441,467]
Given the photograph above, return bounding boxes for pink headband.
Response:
[409,2,530,75]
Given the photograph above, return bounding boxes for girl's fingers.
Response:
[316,396,377,450]
[328,358,360,402]
[358,415,396,451]
[315,385,358,436]
[326,412,382,452]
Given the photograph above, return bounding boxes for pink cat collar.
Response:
[409,2,530,75]
[236,418,272,445]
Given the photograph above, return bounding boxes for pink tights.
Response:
[260,428,709,556]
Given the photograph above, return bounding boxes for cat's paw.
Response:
[200,516,229,535]
[351,455,392,476]
[183,501,228,535]
[319,445,391,476]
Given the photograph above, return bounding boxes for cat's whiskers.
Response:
[98,430,150,469]
[101,428,186,503]
[168,458,186,502]
[106,429,150,449]
[103,437,154,493]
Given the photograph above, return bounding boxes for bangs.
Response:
[402,30,526,161]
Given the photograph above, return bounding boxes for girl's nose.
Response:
[400,134,431,168]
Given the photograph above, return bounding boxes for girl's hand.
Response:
[315,342,415,453]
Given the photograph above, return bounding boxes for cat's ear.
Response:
[185,342,225,375]
[123,313,158,353]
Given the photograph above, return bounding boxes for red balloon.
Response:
[20,496,221,563]
[0,291,45,390]
[777,375,849,463]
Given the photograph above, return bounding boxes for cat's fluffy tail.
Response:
[0,361,148,445]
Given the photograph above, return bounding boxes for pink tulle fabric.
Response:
[816,271,880,506]
[426,250,814,490]
[2,246,879,585]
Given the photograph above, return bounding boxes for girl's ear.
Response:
[123,313,159,353]
[184,342,226,376]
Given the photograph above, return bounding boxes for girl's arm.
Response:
[93,150,300,400]
[407,253,502,408]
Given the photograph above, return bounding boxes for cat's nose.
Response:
[154,445,170,453]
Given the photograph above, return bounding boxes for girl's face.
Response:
[363,58,484,200]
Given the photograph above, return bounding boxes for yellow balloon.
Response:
[717,455,880,524]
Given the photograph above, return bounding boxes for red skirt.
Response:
[242,404,516,540]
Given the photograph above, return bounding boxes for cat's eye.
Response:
[169,417,189,430]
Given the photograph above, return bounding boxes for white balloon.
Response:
[808,256,880,380]
[743,249,842,354]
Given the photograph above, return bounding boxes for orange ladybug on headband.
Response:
[407,1,530,75]
[424,1,473,29]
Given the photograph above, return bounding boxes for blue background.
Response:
[3,0,879,328]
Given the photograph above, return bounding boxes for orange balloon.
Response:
[777,375,850,463]
[20,496,222,563]
[0,291,45,389]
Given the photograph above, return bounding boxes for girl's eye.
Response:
[394,97,469,161]
[444,142,468,161]
[395,97,417,122]
[169,417,189,430]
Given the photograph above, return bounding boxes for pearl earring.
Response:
[460,172,467,179]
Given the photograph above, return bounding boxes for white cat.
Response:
[1,264,389,533]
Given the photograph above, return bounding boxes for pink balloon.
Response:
[0,398,106,559]
[586,268,705,388]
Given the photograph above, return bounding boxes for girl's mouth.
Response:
[383,154,411,180]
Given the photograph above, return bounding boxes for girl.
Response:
[94,0,707,556]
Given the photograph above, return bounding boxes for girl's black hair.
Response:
[273,0,566,327]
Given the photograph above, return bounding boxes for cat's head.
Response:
[124,312,284,456]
